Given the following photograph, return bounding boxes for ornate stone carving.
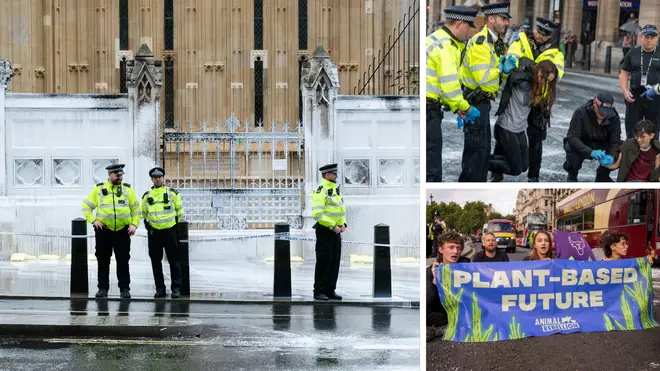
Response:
[79,63,89,72]
[116,50,133,69]
[344,159,370,186]
[301,45,340,99]
[68,63,79,72]
[53,159,82,186]
[413,158,420,185]
[0,60,13,89]
[11,64,22,76]
[349,63,359,71]
[378,159,404,186]
[231,82,243,89]
[34,67,46,78]
[15,159,44,187]
[92,159,118,184]
[251,50,268,66]
[214,62,225,71]
[126,44,163,106]
[276,82,288,89]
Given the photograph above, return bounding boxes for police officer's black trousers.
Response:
[459,101,491,182]
[527,125,546,180]
[148,226,182,292]
[313,226,342,296]
[95,227,131,291]
[426,102,444,182]
[625,89,660,139]
[563,140,613,182]
[489,125,529,176]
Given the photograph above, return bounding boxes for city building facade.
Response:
[515,189,578,231]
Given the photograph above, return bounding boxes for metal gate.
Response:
[162,115,304,230]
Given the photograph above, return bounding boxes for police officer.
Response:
[142,167,184,299]
[620,24,660,138]
[311,164,346,301]
[81,164,140,299]
[459,2,513,182]
[504,17,564,182]
[425,6,480,182]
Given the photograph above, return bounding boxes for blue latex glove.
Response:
[511,31,520,42]
[590,150,606,161]
[641,87,657,100]
[599,155,614,166]
[457,115,464,129]
[463,105,481,124]
[501,55,517,74]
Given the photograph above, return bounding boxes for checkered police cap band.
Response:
[536,21,553,33]
[483,6,509,15]
[446,13,475,23]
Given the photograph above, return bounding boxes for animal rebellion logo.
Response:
[535,316,581,333]
[568,235,586,255]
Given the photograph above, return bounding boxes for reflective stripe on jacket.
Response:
[508,32,565,82]
[82,181,141,231]
[311,178,346,229]
[459,26,501,95]
[426,27,470,112]
[141,186,184,230]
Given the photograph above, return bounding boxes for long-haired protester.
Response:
[489,59,558,181]
[522,230,554,261]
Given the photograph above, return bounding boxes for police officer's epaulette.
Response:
[315,185,323,193]
[475,35,486,45]
[96,182,103,187]
[170,188,178,195]
[123,183,131,188]
[142,191,149,199]
[450,39,458,49]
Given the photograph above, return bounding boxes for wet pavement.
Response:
[0,300,420,370]
[0,260,418,305]
[440,72,627,182]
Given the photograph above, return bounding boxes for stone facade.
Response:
[515,189,578,231]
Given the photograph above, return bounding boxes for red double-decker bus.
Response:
[555,189,660,258]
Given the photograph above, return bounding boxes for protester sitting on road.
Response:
[426,232,470,328]
[472,232,510,262]
[489,59,558,181]
[601,231,657,264]
[522,230,554,260]
[602,120,660,182]
[562,92,623,182]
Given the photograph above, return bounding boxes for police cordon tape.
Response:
[0,231,417,249]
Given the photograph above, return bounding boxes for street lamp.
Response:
[429,193,434,205]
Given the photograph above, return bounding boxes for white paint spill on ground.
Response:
[652,268,660,280]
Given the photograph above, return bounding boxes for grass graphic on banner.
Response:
[508,316,525,339]
[464,292,498,342]
[440,264,464,341]
[604,313,616,331]
[626,258,660,329]
[615,290,636,330]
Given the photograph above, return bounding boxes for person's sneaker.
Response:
[120,290,131,299]
[326,292,343,300]
[154,289,166,299]
[171,290,181,299]
[95,289,108,298]
[314,294,329,301]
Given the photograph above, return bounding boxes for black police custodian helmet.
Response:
[149,167,165,177]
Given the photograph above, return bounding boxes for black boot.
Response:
[326,292,343,300]
[154,288,166,299]
[120,289,131,299]
[171,290,181,299]
[314,293,329,301]
[95,289,108,298]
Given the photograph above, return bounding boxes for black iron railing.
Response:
[354,0,419,96]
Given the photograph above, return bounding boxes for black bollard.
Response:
[604,46,612,74]
[178,220,190,296]
[373,223,392,298]
[566,43,574,69]
[273,223,292,297]
[70,218,88,296]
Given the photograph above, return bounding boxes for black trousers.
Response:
[489,125,529,176]
[95,227,131,291]
[625,89,660,139]
[313,226,342,296]
[527,125,546,179]
[563,139,613,182]
[426,103,444,182]
[148,226,182,292]
[459,101,491,182]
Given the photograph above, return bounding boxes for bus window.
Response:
[583,207,595,230]
[628,191,647,225]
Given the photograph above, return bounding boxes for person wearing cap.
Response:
[620,24,660,138]
[425,6,480,182]
[311,163,347,301]
[81,164,141,299]
[562,93,623,182]
[141,167,184,299]
[507,17,565,182]
[428,211,445,258]
[458,2,513,182]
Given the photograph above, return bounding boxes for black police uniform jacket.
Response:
[565,100,622,159]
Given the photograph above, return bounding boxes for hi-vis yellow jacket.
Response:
[426,27,470,112]
[459,26,502,95]
[82,181,141,231]
[141,186,184,230]
[311,178,346,229]
[507,31,565,81]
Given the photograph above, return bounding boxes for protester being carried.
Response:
[522,230,553,260]
[602,120,660,182]
[472,232,510,262]
[426,232,469,328]
[562,92,622,182]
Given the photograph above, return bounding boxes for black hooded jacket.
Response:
[564,100,622,159]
